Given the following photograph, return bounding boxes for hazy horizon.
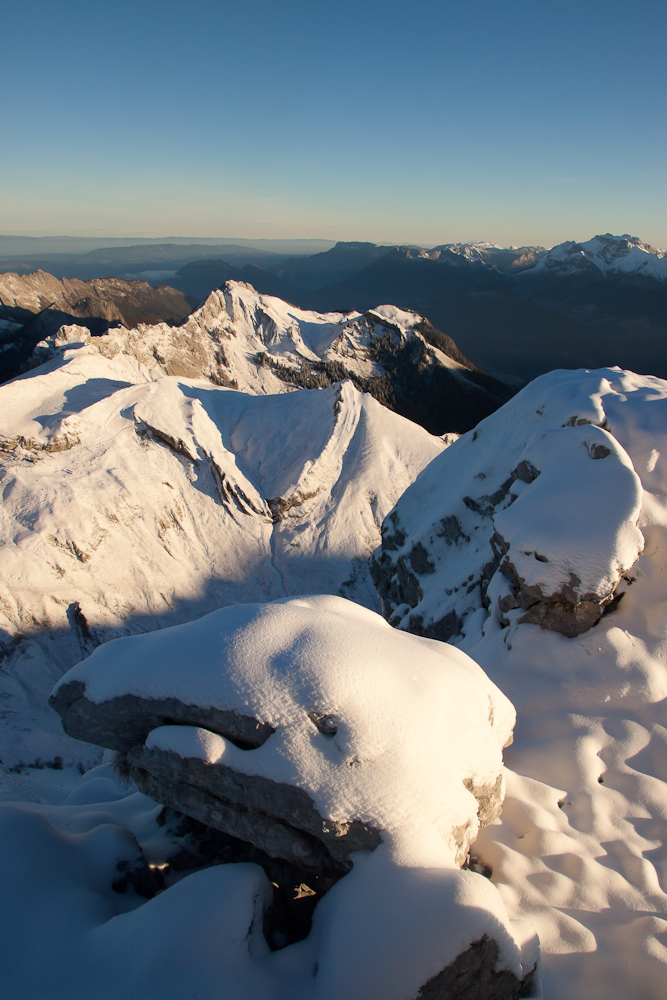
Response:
[1,230,661,254]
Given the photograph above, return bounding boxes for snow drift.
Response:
[373,367,667,999]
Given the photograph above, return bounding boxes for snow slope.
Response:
[528,234,667,281]
[0,344,443,802]
[372,368,667,999]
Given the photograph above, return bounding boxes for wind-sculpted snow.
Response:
[373,367,667,998]
[2,595,533,1000]
[0,346,442,801]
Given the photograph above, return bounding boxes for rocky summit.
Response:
[30,279,510,434]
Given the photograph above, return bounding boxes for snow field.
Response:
[0,340,443,799]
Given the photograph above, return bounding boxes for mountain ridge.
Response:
[30,281,510,435]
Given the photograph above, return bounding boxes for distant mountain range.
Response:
[2,233,666,386]
[0,235,335,257]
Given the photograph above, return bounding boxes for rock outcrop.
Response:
[0,269,193,383]
[372,368,645,642]
[51,596,516,870]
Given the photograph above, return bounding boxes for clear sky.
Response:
[2,0,666,248]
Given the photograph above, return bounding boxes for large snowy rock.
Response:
[0,345,442,799]
[373,367,667,1000]
[31,280,509,433]
[51,595,516,870]
[372,368,644,640]
[41,595,532,999]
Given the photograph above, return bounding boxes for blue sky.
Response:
[2,0,666,247]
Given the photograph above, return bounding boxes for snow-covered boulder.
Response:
[42,595,535,999]
[372,368,644,640]
[51,595,516,871]
[43,595,536,998]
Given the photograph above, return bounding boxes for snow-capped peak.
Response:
[425,243,545,272]
[32,281,467,397]
[530,233,667,280]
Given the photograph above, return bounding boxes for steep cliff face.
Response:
[32,280,510,434]
[0,270,194,383]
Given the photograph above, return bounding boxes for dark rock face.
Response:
[49,680,274,753]
[0,270,194,383]
[124,742,381,876]
[415,935,532,1000]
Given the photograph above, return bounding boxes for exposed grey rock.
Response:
[436,515,470,546]
[372,383,643,642]
[49,680,274,753]
[126,743,381,875]
[498,557,618,638]
[409,542,436,575]
[131,766,344,875]
[415,935,531,1000]
[518,595,608,637]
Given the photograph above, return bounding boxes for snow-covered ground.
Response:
[373,368,667,998]
[5,323,667,998]
[2,596,536,1000]
[0,341,443,802]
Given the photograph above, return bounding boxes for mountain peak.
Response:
[532,233,667,280]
